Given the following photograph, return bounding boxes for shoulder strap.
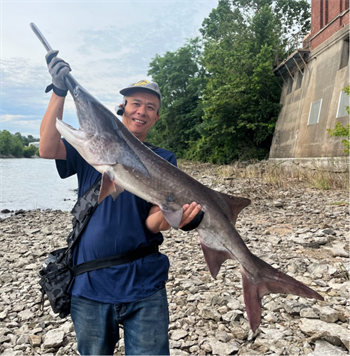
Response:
[71,241,159,276]
[66,178,101,249]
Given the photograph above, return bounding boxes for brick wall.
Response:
[310,0,349,50]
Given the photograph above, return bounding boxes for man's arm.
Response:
[39,93,67,160]
[39,50,72,160]
[146,203,202,233]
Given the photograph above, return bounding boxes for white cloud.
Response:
[1,0,218,137]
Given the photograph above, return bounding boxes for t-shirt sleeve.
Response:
[55,139,80,178]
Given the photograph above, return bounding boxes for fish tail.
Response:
[241,254,324,332]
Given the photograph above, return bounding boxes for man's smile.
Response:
[132,118,146,125]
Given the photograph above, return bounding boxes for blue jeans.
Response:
[70,288,170,355]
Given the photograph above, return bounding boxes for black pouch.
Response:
[38,247,72,318]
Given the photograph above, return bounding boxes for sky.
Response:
[0,0,218,138]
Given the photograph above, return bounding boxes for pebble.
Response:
[0,163,349,355]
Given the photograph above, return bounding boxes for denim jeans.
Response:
[70,288,170,355]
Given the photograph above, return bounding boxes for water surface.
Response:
[0,158,78,218]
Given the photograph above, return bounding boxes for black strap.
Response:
[71,241,159,276]
[67,179,101,249]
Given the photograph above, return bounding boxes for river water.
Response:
[0,158,78,218]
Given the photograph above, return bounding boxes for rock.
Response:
[29,334,42,348]
[170,330,188,341]
[18,310,35,321]
[199,307,221,321]
[308,339,348,356]
[300,319,349,350]
[42,329,65,349]
[207,337,240,355]
[326,243,349,257]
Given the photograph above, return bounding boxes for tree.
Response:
[187,0,310,163]
[0,130,39,157]
[148,38,207,157]
[327,86,350,154]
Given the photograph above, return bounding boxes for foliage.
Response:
[147,38,207,157]
[327,86,350,154]
[147,0,311,163]
[0,130,39,157]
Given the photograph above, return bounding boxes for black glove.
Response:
[45,50,71,97]
[181,210,204,231]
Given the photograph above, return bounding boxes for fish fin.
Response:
[199,238,234,279]
[216,192,251,225]
[160,207,183,229]
[98,170,124,204]
[241,254,324,332]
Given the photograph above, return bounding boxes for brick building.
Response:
[269,0,349,171]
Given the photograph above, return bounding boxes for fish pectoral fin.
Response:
[160,206,183,229]
[98,169,124,204]
[199,237,234,279]
[216,191,251,225]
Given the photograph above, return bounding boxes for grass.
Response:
[215,161,349,191]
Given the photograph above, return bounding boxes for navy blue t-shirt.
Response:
[56,139,177,303]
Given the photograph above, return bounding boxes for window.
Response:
[286,76,293,95]
[307,99,322,125]
[336,90,350,118]
[339,38,349,70]
[295,69,304,90]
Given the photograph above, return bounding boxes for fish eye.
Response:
[73,87,79,97]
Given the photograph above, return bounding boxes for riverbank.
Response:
[0,162,349,355]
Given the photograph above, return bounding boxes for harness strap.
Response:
[71,241,159,276]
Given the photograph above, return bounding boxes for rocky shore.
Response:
[0,162,349,355]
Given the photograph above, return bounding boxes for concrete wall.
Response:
[269,25,349,169]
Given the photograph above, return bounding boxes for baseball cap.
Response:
[119,80,161,107]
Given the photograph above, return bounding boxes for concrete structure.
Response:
[269,0,349,171]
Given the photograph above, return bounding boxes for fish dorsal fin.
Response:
[216,191,251,225]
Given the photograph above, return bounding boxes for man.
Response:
[39,50,202,355]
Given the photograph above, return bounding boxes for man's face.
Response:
[121,90,160,142]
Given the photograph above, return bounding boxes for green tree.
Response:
[148,38,207,157]
[0,130,14,156]
[23,144,38,158]
[188,0,309,163]
[0,130,39,157]
[327,86,350,154]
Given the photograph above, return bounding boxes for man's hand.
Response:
[45,50,71,97]
[146,203,203,234]
[179,202,202,230]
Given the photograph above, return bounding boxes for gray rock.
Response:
[308,339,349,356]
[207,337,240,355]
[18,309,34,321]
[42,329,65,349]
[300,319,349,350]
[199,307,221,321]
[170,329,188,341]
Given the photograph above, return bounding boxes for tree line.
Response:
[0,130,39,158]
[147,0,311,163]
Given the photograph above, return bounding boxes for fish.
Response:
[56,74,324,332]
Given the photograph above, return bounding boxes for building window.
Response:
[339,38,349,70]
[286,76,293,94]
[336,90,350,118]
[295,69,304,90]
[308,99,322,125]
